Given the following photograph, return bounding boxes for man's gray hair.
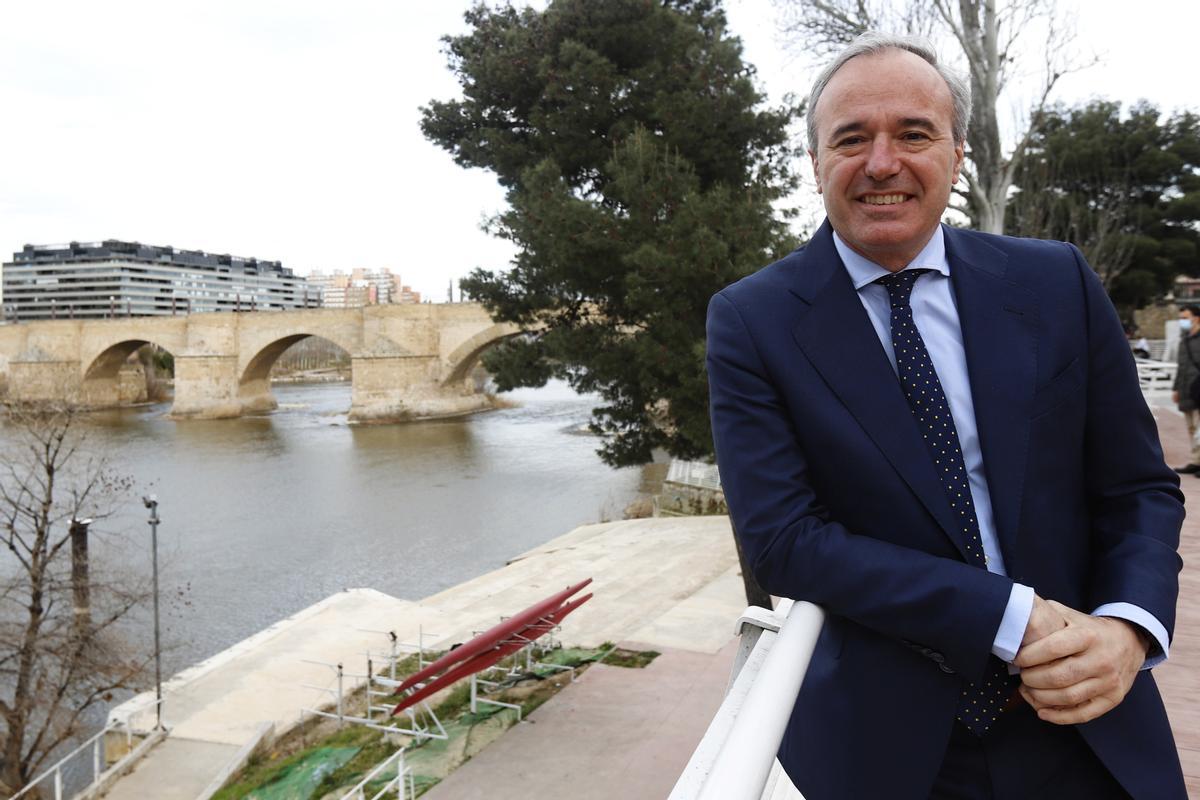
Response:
[806,31,972,152]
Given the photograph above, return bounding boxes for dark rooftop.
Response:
[10,240,294,277]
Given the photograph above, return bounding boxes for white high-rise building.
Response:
[1,240,319,321]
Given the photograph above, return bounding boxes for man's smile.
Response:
[859,193,912,206]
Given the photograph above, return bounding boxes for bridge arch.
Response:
[441,323,523,388]
[81,339,175,408]
[237,332,358,413]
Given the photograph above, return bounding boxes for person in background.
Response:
[1172,304,1200,473]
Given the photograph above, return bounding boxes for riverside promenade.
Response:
[1148,397,1200,795]
[102,515,746,799]
[101,401,1200,799]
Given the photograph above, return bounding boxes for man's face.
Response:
[809,49,964,271]
[1181,310,1195,331]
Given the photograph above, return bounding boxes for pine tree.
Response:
[422,0,800,466]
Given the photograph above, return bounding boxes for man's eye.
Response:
[902,132,930,141]
[837,136,865,147]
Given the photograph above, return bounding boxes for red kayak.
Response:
[391,591,592,716]
[391,578,593,695]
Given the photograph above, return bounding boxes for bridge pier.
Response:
[169,355,246,419]
[81,364,150,407]
[348,354,496,423]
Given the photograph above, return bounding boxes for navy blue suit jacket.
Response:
[706,222,1185,799]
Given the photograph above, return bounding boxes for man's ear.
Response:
[951,140,964,185]
[809,149,823,194]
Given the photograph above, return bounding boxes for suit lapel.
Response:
[788,223,969,559]
[944,227,1038,575]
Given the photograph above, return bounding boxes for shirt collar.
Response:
[832,225,950,290]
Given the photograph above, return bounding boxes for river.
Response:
[3,381,647,675]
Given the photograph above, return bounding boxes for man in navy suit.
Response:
[706,32,1185,799]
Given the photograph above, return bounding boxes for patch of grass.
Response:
[595,643,661,669]
[431,680,473,719]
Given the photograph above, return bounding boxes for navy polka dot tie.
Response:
[876,269,1013,737]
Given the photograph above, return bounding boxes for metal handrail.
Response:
[337,746,413,800]
[7,698,163,800]
[669,599,825,800]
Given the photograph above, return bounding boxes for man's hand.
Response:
[1014,599,1148,725]
[1173,390,1180,404]
[1022,594,1067,646]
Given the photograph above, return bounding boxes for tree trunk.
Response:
[731,522,773,610]
[974,186,1008,234]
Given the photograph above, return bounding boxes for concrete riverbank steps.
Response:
[102,515,743,799]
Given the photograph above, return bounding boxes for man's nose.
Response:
[863,137,901,181]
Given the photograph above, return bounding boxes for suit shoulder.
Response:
[949,227,1079,264]
[714,246,806,306]
[946,227,1089,288]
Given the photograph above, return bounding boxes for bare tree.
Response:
[0,402,150,796]
[778,0,1094,233]
[1009,154,1137,289]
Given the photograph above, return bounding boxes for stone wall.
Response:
[1134,300,1180,340]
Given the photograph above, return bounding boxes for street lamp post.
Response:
[143,495,164,730]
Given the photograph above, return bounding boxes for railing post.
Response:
[337,663,344,727]
[54,769,62,800]
[366,659,374,723]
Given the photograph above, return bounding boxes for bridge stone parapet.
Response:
[0,304,523,422]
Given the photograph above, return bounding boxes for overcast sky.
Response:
[2,0,1196,300]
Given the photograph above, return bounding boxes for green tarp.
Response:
[246,746,360,800]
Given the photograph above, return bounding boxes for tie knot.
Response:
[876,268,931,307]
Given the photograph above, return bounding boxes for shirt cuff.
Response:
[991,582,1034,663]
[1092,602,1170,669]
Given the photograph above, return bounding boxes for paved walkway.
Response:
[1143,396,1200,795]
[102,516,744,799]
[423,641,737,800]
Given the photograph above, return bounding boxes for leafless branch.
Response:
[0,402,153,793]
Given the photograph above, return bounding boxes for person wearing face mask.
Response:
[1171,304,1200,474]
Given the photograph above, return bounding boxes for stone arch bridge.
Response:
[0,304,522,422]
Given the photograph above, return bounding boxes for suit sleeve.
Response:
[1072,244,1184,639]
[707,291,1012,681]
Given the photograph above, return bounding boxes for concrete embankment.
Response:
[103,515,744,799]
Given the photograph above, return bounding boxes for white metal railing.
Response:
[669,599,825,800]
[1145,339,1168,362]
[8,698,163,800]
[1136,359,1176,393]
[337,746,414,800]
